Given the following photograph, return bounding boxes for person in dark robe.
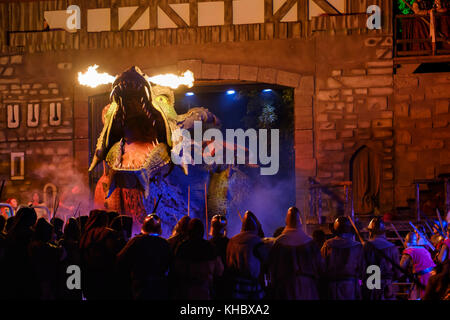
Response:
[110,215,133,249]
[50,217,64,243]
[2,207,37,299]
[208,214,229,299]
[423,259,450,300]
[312,229,327,249]
[321,216,365,300]
[173,218,224,300]
[436,223,450,264]
[0,215,6,288]
[58,217,82,300]
[76,215,88,235]
[117,214,171,300]
[268,207,324,300]
[167,215,190,253]
[28,218,63,300]
[79,209,121,300]
[5,215,16,233]
[362,217,401,300]
[226,211,268,300]
[400,232,436,300]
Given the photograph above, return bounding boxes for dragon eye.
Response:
[156,96,168,104]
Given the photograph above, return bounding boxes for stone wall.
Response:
[393,73,450,207]
[0,53,75,204]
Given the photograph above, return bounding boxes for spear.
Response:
[204,183,208,240]
[436,208,446,238]
[390,222,407,249]
[187,185,190,217]
[72,202,81,218]
[52,194,59,220]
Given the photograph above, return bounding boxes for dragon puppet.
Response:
[87,66,250,227]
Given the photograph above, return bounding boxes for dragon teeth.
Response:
[153,120,156,127]
[156,138,159,145]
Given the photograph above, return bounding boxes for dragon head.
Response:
[89,66,177,172]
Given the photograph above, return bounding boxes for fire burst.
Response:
[77,65,116,88]
[77,65,194,89]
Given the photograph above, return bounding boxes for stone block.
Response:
[258,67,277,84]
[319,130,337,141]
[367,60,393,68]
[426,85,450,99]
[433,119,448,128]
[10,55,23,64]
[239,65,258,82]
[436,100,449,114]
[298,76,314,95]
[276,70,300,88]
[294,130,313,145]
[368,97,388,110]
[351,69,366,75]
[411,107,431,119]
[368,68,392,75]
[340,130,354,138]
[396,130,412,145]
[319,122,335,130]
[395,102,409,117]
[323,142,343,151]
[317,90,339,101]
[3,67,13,76]
[372,119,392,128]
[327,78,342,89]
[369,87,393,96]
[373,130,392,138]
[219,65,239,80]
[341,76,393,88]
[0,56,9,65]
[201,64,220,80]
[332,70,342,77]
[395,76,418,88]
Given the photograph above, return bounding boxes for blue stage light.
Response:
[185,92,195,96]
[226,90,236,95]
[262,89,273,93]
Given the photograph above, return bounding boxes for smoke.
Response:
[226,175,296,238]
[31,162,92,220]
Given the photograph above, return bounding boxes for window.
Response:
[10,152,25,180]
[7,104,20,128]
[27,103,40,127]
[49,102,61,126]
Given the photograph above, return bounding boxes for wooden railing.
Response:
[394,13,450,57]
[308,178,353,224]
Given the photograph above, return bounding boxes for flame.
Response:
[147,70,194,89]
[78,65,195,89]
[77,65,115,88]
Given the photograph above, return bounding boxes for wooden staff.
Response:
[187,185,190,217]
[52,194,59,220]
[72,202,81,218]
[237,210,243,222]
[204,183,208,240]
[349,217,365,244]
[0,180,5,200]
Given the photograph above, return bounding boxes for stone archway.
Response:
[144,59,315,213]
